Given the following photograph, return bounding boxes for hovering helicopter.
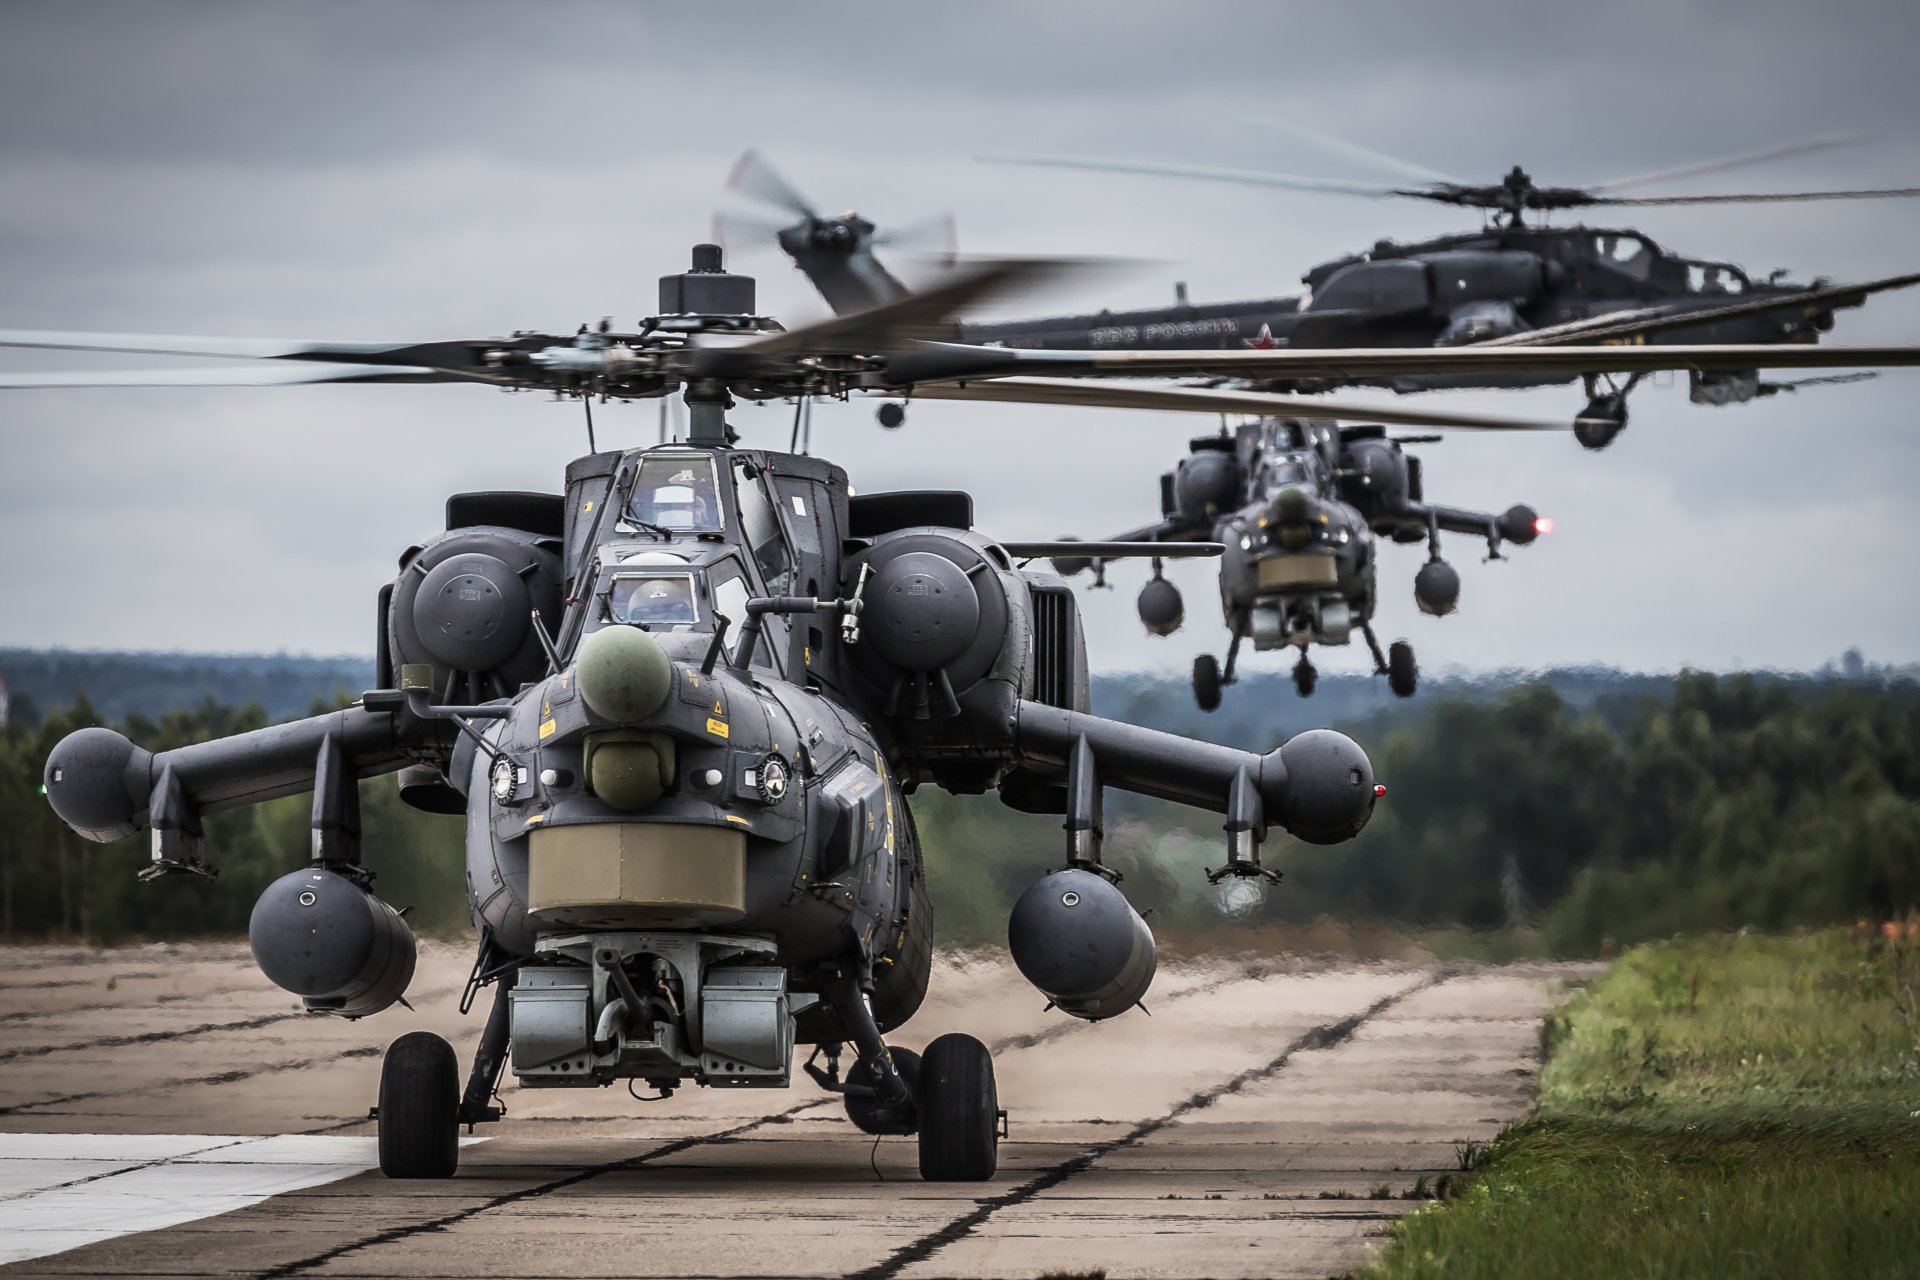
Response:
[976,130,1920,447]
[13,235,1920,1185]
[1052,419,1546,707]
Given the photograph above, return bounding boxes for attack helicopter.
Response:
[14,235,1920,1187]
[1050,419,1546,707]
[977,130,1920,447]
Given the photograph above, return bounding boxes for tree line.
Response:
[2,672,1915,953]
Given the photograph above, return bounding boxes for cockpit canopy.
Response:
[609,570,700,626]
[625,453,725,534]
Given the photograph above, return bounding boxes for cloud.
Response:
[2,0,1918,672]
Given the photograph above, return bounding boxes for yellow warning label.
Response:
[724,814,749,826]
[538,719,557,740]
[712,697,725,715]
[706,718,730,739]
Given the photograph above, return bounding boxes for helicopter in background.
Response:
[975,130,1920,447]
[1052,419,1545,707]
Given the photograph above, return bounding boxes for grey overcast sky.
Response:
[2,0,1918,678]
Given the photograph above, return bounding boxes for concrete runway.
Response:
[0,943,1582,1279]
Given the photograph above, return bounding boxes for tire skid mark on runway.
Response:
[847,973,1446,1280]
[0,1046,385,1119]
[0,982,467,1117]
[992,956,1323,1052]
[0,1011,311,1063]
[0,979,467,1069]
[253,1101,837,1280]
[0,1135,255,1204]
[0,986,262,1025]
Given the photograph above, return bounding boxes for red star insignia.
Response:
[1242,324,1280,349]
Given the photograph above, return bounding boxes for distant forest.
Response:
[0,650,1914,953]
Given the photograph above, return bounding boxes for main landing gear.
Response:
[1291,653,1316,698]
[1192,630,1243,711]
[1362,622,1419,699]
[377,965,515,1179]
[377,1032,460,1179]
[808,971,1002,1182]
[376,960,1001,1183]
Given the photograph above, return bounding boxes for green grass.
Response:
[1361,929,1920,1280]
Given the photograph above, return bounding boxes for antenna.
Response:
[583,397,597,453]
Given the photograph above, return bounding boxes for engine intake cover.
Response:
[867,552,981,671]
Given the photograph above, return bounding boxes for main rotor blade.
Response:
[712,208,799,254]
[1002,540,1223,559]
[0,363,457,389]
[898,342,1920,382]
[741,257,1106,360]
[1243,119,1461,185]
[976,152,1409,199]
[870,211,959,262]
[1472,272,1920,347]
[726,150,819,219]
[1585,134,1865,194]
[900,376,1564,430]
[1591,186,1920,207]
[0,329,413,362]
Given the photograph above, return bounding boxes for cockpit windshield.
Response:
[624,454,723,533]
[1262,458,1311,491]
[609,572,700,625]
[1684,261,1747,294]
[1592,233,1654,280]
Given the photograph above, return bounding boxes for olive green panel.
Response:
[583,729,676,811]
[1258,553,1339,589]
[528,822,746,929]
[575,624,672,724]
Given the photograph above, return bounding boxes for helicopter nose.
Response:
[1269,486,1317,550]
[575,625,673,726]
[1272,485,1312,524]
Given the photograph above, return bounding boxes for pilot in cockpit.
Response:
[609,573,698,625]
[627,456,722,532]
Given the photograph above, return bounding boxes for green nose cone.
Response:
[1274,485,1312,524]
[576,625,673,725]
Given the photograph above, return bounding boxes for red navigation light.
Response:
[1374,784,1387,798]
[1534,516,1554,536]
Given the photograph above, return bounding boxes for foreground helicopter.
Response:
[977,131,1920,446]
[1054,419,1545,707]
[14,236,1920,1185]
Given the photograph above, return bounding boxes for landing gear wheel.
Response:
[1292,655,1317,699]
[844,1047,922,1136]
[917,1033,999,1182]
[1387,641,1418,699]
[378,1031,460,1179]
[1192,654,1222,712]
